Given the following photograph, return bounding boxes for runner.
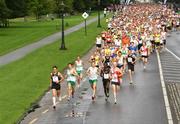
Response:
[102,55,111,66]
[138,38,143,54]
[146,33,152,54]
[140,42,149,69]
[154,31,161,52]
[66,63,78,101]
[75,56,84,88]
[89,52,100,68]
[100,63,111,101]
[121,45,128,72]
[160,29,167,50]
[126,50,136,84]
[114,36,121,48]
[87,62,99,101]
[96,35,102,52]
[50,66,64,109]
[110,62,122,104]
[150,32,155,52]
[117,51,124,71]
[104,45,111,56]
[128,42,138,56]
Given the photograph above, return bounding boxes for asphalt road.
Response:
[21,52,168,124]
[166,31,180,57]
[160,30,180,124]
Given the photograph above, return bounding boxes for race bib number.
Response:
[112,75,118,82]
[128,57,132,62]
[104,74,109,79]
[76,67,82,71]
[70,76,76,82]
[52,76,59,82]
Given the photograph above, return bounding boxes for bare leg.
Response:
[112,84,117,104]
[57,90,61,101]
[92,83,97,98]
[52,89,57,107]
[128,69,133,84]
[68,83,72,100]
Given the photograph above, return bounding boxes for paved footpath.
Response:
[0,16,102,67]
[20,48,168,124]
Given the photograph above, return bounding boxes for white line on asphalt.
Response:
[29,118,38,124]
[42,109,49,114]
[156,51,174,124]
[166,48,180,61]
[82,112,87,124]
[29,78,87,123]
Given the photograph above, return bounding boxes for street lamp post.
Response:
[60,1,66,50]
[97,0,101,28]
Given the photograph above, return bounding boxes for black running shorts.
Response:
[51,82,61,90]
[128,64,134,71]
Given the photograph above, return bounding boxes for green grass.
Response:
[0,12,98,56]
[0,17,107,124]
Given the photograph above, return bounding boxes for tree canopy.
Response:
[0,0,10,27]
[0,0,179,27]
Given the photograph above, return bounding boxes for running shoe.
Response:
[59,96,62,101]
[114,99,117,104]
[67,97,70,101]
[143,66,146,69]
[92,96,95,101]
[130,80,133,84]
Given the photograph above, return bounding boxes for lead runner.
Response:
[50,66,64,110]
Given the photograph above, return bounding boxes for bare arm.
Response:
[58,72,64,83]
[50,73,52,87]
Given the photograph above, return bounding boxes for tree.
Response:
[54,0,73,16]
[5,0,29,18]
[28,0,53,20]
[73,0,86,12]
[0,0,10,27]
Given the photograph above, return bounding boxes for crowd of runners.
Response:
[49,3,180,109]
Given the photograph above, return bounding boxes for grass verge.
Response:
[0,17,107,124]
[0,12,98,56]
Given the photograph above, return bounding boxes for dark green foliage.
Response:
[0,0,116,25]
[5,0,28,18]
[0,0,10,27]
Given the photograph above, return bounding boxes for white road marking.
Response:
[166,48,180,61]
[42,109,49,114]
[29,118,38,124]
[156,50,174,124]
[28,72,88,122]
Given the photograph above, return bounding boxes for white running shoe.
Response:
[130,80,133,84]
[114,98,117,104]
[143,66,146,69]
[59,96,62,101]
